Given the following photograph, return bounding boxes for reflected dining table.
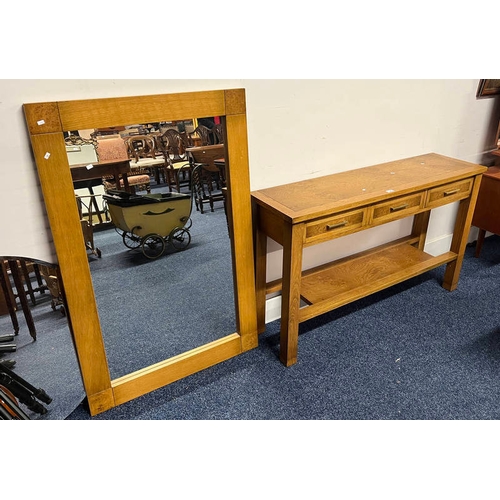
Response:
[70,158,132,191]
[71,159,133,223]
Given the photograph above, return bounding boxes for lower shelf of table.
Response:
[283,238,457,323]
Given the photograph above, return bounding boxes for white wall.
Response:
[1,79,498,278]
[0,79,240,262]
[243,80,499,283]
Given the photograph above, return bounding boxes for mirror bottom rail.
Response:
[87,333,243,414]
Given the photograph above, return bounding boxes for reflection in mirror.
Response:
[0,257,84,419]
[66,117,234,379]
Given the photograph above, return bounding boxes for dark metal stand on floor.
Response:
[0,363,52,418]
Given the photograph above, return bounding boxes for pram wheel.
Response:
[141,234,166,259]
[122,230,141,249]
[169,227,191,251]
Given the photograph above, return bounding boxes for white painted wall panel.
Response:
[0,79,497,272]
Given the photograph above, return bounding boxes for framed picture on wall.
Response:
[477,79,500,98]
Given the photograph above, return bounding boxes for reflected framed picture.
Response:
[477,79,500,98]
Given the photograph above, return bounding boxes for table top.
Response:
[70,158,130,168]
[482,165,500,179]
[70,159,131,182]
[251,153,487,222]
[185,145,224,152]
[129,157,166,168]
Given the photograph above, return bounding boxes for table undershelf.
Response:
[270,237,457,323]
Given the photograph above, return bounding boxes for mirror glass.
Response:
[66,118,235,379]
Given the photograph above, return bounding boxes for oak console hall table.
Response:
[252,153,487,367]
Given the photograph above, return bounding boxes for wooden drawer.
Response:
[426,179,473,208]
[305,208,365,244]
[370,192,425,225]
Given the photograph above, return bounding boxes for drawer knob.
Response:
[390,203,409,212]
[326,220,348,230]
[444,188,460,196]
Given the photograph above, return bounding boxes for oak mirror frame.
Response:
[23,88,258,416]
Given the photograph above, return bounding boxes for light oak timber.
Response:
[28,132,111,400]
[112,334,242,406]
[411,211,431,251]
[298,246,457,322]
[252,153,487,367]
[24,88,258,415]
[224,112,258,352]
[279,223,305,366]
[58,91,226,132]
[265,235,422,296]
[442,175,483,291]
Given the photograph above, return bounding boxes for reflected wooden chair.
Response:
[212,123,224,144]
[158,130,188,161]
[124,135,157,162]
[157,130,191,191]
[189,125,212,146]
[191,163,225,214]
[187,144,227,214]
[37,264,65,315]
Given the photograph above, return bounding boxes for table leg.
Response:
[0,262,19,335]
[475,228,486,258]
[411,211,431,250]
[280,223,305,367]
[8,260,36,341]
[87,187,103,224]
[254,222,268,334]
[443,174,483,291]
[113,165,131,193]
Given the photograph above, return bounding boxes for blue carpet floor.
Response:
[88,200,234,380]
[66,234,500,420]
[0,291,85,420]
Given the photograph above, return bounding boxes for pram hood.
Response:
[103,190,190,208]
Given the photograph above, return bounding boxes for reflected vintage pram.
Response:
[103,189,193,259]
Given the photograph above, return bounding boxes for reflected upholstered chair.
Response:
[97,136,151,194]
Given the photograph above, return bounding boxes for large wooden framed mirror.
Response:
[23,88,258,416]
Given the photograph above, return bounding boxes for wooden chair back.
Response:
[125,135,156,161]
[159,129,188,161]
[189,125,212,146]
